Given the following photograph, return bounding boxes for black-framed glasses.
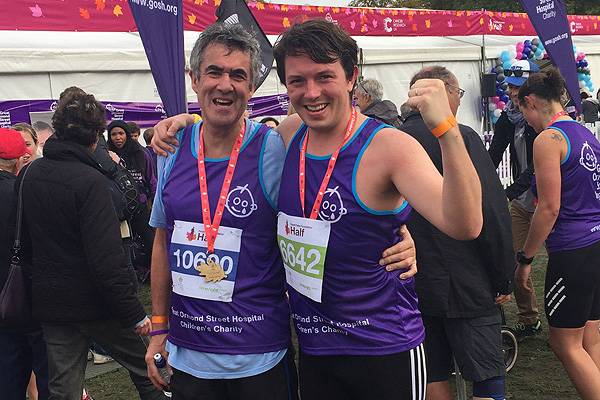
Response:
[358,81,371,97]
[445,83,465,99]
[504,69,532,77]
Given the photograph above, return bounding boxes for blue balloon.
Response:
[501,95,510,103]
[501,50,511,61]
[583,60,589,67]
[503,61,512,69]
[524,40,531,46]
[496,88,505,96]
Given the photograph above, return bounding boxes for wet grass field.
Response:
[86,251,581,399]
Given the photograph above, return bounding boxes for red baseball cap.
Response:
[0,128,30,159]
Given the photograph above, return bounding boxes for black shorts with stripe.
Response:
[545,240,600,328]
[299,344,427,400]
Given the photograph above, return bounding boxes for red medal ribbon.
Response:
[299,109,357,219]
[197,121,246,253]
[547,110,568,127]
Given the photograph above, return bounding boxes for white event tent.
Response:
[1,30,600,130]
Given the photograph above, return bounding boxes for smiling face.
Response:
[110,127,127,149]
[20,131,38,165]
[284,53,357,136]
[191,43,255,132]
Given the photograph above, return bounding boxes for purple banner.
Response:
[519,0,581,113]
[0,94,290,129]
[128,0,187,117]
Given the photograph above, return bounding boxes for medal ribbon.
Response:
[547,110,568,127]
[197,121,245,253]
[299,109,357,219]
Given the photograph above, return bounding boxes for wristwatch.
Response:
[516,250,534,265]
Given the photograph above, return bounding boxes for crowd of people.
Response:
[1,17,599,400]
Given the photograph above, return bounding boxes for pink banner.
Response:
[1,0,600,36]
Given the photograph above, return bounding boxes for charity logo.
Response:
[186,227,196,242]
[383,17,393,33]
[285,221,290,235]
[319,186,347,223]
[580,141,598,172]
[226,184,258,218]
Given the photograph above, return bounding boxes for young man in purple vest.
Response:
[145,22,416,400]
[152,20,483,400]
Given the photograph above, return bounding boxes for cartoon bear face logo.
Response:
[226,184,258,218]
[319,186,347,223]
[580,141,598,172]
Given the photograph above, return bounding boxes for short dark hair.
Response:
[52,93,105,147]
[258,117,279,126]
[518,68,565,105]
[127,121,141,135]
[143,128,154,144]
[409,66,456,88]
[273,19,358,85]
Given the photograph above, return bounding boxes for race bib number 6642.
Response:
[277,212,330,303]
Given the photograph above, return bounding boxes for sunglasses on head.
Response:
[504,69,532,78]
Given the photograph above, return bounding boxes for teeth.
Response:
[214,99,232,105]
[306,104,327,112]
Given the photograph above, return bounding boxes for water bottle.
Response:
[153,353,172,398]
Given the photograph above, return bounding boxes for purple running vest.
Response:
[278,118,425,356]
[162,122,290,354]
[532,120,600,253]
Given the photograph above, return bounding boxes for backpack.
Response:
[109,164,144,221]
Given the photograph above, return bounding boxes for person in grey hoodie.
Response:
[354,78,403,129]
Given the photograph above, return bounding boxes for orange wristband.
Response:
[151,315,168,324]
[430,115,458,138]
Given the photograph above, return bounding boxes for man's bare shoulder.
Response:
[275,114,303,147]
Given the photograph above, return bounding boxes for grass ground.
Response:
[85,252,581,399]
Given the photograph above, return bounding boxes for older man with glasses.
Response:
[401,65,514,400]
[353,78,403,129]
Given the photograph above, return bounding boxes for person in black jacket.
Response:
[403,66,514,400]
[354,78,403,129]
[487,59,542,339]
[0,128,49,400]
[17,92,165,400]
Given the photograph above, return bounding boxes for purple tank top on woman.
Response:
[161,121,290,354]
[278,118,424,356]
[533,120,600,253]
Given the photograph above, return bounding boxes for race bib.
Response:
[170,220,241,302]
[277,212,330,303]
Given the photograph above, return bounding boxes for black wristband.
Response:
[516,250,534,265]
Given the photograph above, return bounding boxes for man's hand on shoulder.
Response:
[152,113,196,156]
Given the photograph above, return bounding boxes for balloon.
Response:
[580,80,586,88]
[493,109,502,118]
[530,45,538,53]
[495,65,504,74]
[501,94,510,103]
[583,60,589,67]
[516,52,523,60]
[497,101,506,109]
[521,53,529,60]
[492,96,500,103]
[516,42,524,51]
[503,61,512,70]
[532,38,540,46]
[496,73,506,82]
[492,115,499,124]
[497,88,505,96]
[501,50,511,62]
[501,82,509,91]
[489,103,497,111]
[524,39,531,46]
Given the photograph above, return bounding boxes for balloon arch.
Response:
[488,38,594,124]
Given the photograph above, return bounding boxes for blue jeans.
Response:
[0,329,49,400]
